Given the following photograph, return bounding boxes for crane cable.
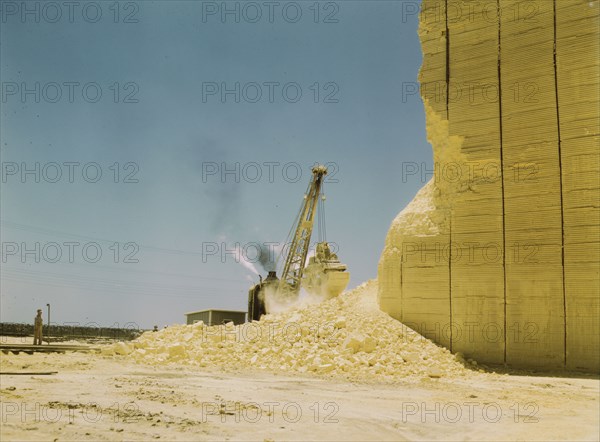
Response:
[318,181,326,244]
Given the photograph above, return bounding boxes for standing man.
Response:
[33,309,43,345]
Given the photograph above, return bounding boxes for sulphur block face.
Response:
[378,0,599,371]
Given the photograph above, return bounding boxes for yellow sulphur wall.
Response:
[378,0,599,371]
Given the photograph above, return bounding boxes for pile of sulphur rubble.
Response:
[104,280,475,381]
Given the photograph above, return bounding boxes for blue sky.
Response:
[0,0,432,329]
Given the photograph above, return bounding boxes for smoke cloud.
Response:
[262,285,326,315]
[257,242,277,272]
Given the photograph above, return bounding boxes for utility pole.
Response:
[46,303,50,345]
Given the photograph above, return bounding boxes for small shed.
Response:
[184,309,246,326]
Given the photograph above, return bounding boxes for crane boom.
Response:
[279,165,328,297]
[247,163,349,320]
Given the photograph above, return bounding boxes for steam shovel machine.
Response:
[248,164,350,321]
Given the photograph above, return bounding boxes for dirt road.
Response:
[1,349,598,441]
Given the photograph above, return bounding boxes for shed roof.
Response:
[184,309,247,316]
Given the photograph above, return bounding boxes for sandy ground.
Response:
[1,339,598,441]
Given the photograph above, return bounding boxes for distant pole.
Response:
[46,303,50,345]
